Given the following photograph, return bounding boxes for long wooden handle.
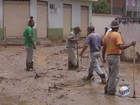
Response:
[133,45,136,98]
[77,43,79,68]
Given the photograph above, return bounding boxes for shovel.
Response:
[76,42,79,69]
[132,45,136,98]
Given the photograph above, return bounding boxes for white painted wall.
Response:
[48,0,63,28]
[64,0,92,28]
[119,23,140,60]
[92,14,140,60]
[92,14,118,36]
[0,0,3,28]
[43,0,92,29]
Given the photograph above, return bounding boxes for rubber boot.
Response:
[30,62,35,70]
[68,60,73,70]
[85,73,93,81]
[104,85,116,95]
[99,74,106,84]
[72,64,79,69]
[26,63,31,71]
[104,85,108,94]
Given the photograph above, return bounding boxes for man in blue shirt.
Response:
[80,26,106,84]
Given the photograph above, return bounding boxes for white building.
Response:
[0,0,97,43]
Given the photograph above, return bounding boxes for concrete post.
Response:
[30,0,37,40]
[30,0,37,28]
[0,0,3,28]
[0,0,3,41]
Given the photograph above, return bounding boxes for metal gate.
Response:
[4,0,30,37]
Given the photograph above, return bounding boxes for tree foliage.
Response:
[92,0,110,14]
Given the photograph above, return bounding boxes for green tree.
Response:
[92,0,109,14]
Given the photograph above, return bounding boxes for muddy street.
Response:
[0,43,140,105]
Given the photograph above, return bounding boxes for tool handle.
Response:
[77,43,79,68]
[133,45,136,98]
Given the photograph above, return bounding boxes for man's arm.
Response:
[29,37,36,49]
[116,33,136,50]
[68,32,78,43]
[68,38,77,43]
[79,43,88,57]
[118,41,136,50]
[102,43,106,63]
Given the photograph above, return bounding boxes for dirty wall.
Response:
[119,21,140,62]
[92,14,120,35]
[93,14,140,61]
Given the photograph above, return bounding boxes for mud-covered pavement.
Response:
[0,43,140,105]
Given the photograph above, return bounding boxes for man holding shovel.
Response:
[80,26,106,84]
[102,20,136,95]
[66,26,81,70]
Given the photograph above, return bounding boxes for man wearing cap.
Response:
[102,20,136,95]
[80,26,106,84]
[66,26,81,70]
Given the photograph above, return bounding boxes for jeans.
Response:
[106,55,120,93]
[89,52,104,75]
[26,46,33,63]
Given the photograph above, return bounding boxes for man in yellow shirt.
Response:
[102,20,136,95]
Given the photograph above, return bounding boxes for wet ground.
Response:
[0,43,140,105]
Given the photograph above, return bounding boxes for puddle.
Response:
[35,55,67,69]
[35,56,48,68]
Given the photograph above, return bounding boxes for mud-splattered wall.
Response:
[93,15,140,62]
[92,14,119,35]
[117,18,140,62]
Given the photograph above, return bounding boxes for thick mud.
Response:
[0,44,140,105]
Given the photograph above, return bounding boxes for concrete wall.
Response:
[92,14,140,61]
[1,0,92,41]
[47,0,92,28]
[46,0,92,40]
[48,0,63,28]
[63,0,92,28]
[92,14,119,36]
[47,0,63,40]
[119,23,140,61]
